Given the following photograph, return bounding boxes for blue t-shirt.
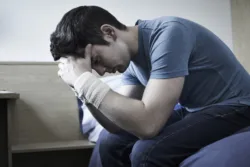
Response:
[122,16,250,111]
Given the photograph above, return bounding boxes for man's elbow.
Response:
[137,124,161,140]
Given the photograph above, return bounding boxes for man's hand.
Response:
[58,44,92,87]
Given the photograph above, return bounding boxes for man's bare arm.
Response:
[97,77,184,139]
[75,74,184,139]
[85,84,144,134]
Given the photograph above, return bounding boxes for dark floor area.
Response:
[13,148,93,167]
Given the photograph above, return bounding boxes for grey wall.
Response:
[0,0,233,61]
[231,0,250,72]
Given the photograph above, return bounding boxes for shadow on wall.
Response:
[11,99,63,145]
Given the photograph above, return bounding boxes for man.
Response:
[50,5,250,167]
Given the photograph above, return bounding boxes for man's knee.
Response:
[99,129,135,157]
[130,140,156,166]
[98,129,138,167]
[130,138,179,167]
[98,130,118,157]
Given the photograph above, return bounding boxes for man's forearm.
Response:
[98,90,151,138]
[85,103,122,133]
[74,78,159,138]
[73,72,178,139]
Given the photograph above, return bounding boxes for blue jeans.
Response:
[180,126,250,167]
[89,105,250,167]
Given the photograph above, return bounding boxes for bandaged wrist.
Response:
[74,72,110,109]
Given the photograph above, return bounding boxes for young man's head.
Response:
[50,6,138,75]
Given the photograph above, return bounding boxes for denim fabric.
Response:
[180,127,250,167]
[89,105,250,167]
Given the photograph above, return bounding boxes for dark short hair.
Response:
[50,6,127,61]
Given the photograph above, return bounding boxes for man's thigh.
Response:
[180,128,250,167]
[130,105,250,167]
[99,107,187,150]
[93,108,186,167]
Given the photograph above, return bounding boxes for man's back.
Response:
[122,16,250,111]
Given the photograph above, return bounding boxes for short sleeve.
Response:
[149,23,194,79]
[121,63,141,85]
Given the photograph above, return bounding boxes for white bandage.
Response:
[74,72,110,109]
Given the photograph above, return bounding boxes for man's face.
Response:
[90,37,131,76]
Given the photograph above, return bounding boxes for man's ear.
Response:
[100,24,117,41]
